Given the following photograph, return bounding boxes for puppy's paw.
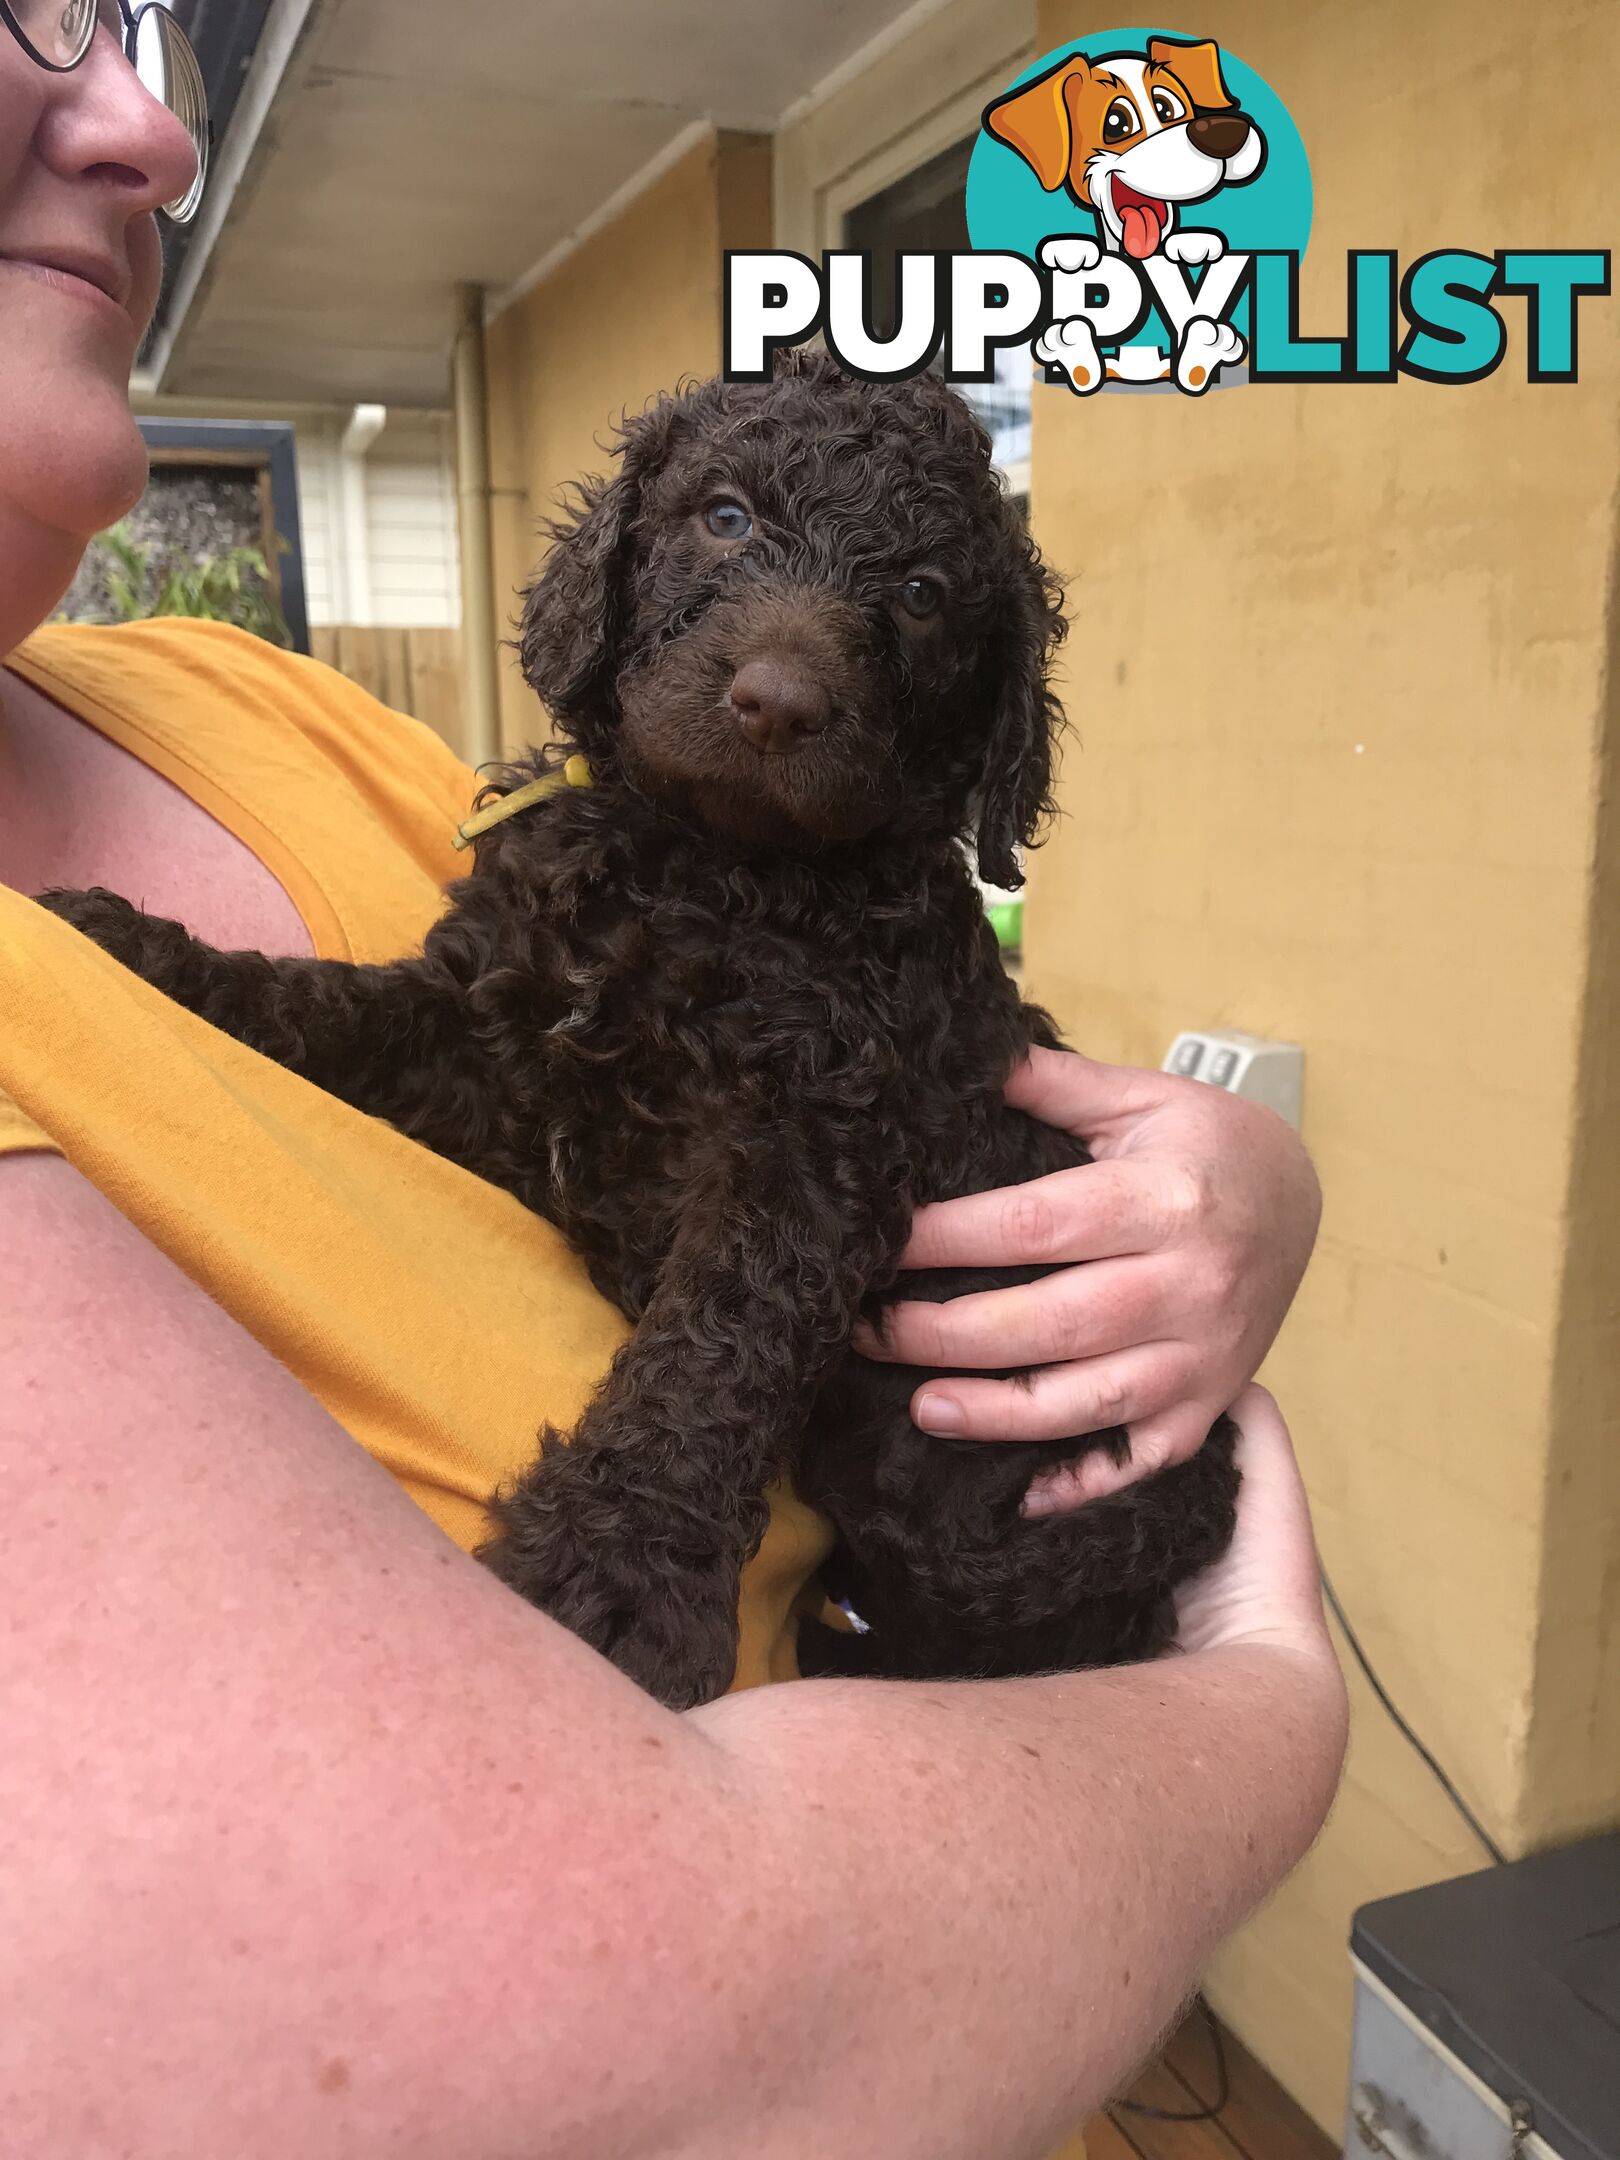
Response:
[36,885,141,945]
[1174,315,1245,394]
[34,886,183,971]
[1163,229,1226,267]
[599,1566,739,1709]
[1039,234,1102,275]
[479,1442,741,1709]
[1035,313,1106,396]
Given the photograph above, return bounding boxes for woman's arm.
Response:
[1,1152,1344,2160]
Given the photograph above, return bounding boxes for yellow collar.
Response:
[451,753,592,852]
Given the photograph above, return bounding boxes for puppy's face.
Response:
[611,448,958,854]
[519,355,1066,885]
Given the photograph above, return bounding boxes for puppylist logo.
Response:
[725,26,1610,397]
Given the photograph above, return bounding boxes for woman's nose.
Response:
[49,23,199,217]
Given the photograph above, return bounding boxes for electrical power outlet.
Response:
[1162,1029,1304,1130]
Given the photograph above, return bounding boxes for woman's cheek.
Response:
[0,74,44,199]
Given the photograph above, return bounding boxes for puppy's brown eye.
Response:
[1151,88,1185,124]
[1103,98,1138,143]
[897,577,942,620]
[704,501,753,541]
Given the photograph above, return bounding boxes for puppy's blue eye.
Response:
[897,577,942,620]
[704,501,753,540]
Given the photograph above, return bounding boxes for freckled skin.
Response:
[37,354,1236,1704]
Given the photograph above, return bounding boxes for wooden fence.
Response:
[310,624,469,765]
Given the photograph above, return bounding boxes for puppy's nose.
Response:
[728,658,832,755]
[1187,110,1251,160]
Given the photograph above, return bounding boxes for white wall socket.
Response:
[1162,1029,1304,1130]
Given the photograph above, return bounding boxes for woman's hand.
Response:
[1173,1385,1339,1666]
[853,1046,1320,1515]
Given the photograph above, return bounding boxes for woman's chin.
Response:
[62,382,150,532]
[0,379,149,542]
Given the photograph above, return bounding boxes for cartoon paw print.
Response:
[1038,234,1102,276]
[1163,230,1227,267]
[1175,316,1246,394]
[1036,313,1106,396]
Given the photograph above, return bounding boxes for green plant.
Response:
[94,517,156,624]
[78,518,293,647]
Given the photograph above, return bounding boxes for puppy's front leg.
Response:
[34,886,478,1153]
[481,1141,907,1708]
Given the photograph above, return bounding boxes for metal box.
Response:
[1347,1835,1620,2160]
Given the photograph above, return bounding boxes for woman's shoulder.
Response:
[12,622,481,950]
[19,619,477,818]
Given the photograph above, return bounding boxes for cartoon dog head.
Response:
[984,37,1265,260]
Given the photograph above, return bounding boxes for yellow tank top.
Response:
[0,619,831,1689]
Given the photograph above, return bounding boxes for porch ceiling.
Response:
[152,0,918,407]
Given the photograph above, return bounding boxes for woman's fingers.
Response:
[856,1256,1172,1374]
[862,1050,1322,1527]
[1020,1402,1213,1514]
[1002,1043,1169,1147]
[907,1341,1192,1443]
[894,1158,1153,1272]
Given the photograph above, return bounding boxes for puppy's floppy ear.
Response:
[983,55,1090,193]
[1148,36,1235,111]
[517,396,678,731]
[976,549,1067,891]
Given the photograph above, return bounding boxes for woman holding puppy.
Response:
[0,10,1343,2156]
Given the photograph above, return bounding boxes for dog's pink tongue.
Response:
[1121,200,1163,259]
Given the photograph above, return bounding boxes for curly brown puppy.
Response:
[39,351,1236,1707]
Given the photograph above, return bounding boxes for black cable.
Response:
[1114,1996,1231,2126]
[1320,1562,1507,1869]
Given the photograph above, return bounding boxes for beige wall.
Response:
[484,131,770,756]
[1024,0,1620,2127]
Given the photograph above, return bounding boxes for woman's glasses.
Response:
[1,0,209,224]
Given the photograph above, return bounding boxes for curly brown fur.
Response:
[38,351,1237,1706]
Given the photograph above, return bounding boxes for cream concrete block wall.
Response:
[1026,0,1620,2129]
[484,132,771,758]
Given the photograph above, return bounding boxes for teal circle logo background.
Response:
[966,27,1312,352]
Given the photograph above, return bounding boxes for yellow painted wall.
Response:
[484,131,771,756]
[1023,0,1620,2127]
